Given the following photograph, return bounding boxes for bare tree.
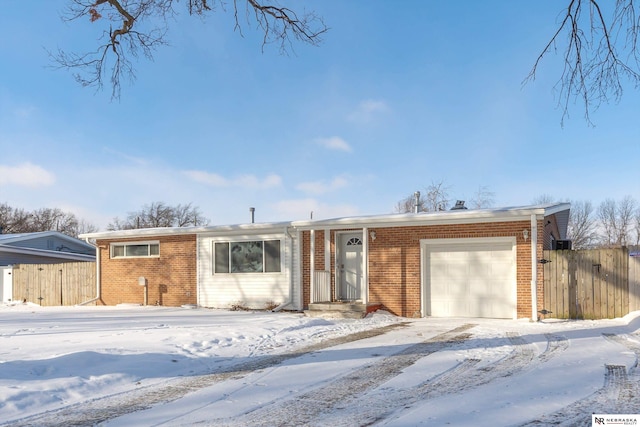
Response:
[0,203,97,237]
[567,200,597,249]
[469,185,495,209]
[0,203,24,234]
[527,1,640,125]
[29,208,79,235]
[143,202,175,228]
[174,203,208,227]
[598,198,619,246]
[597,196,636,246]
[633,205,640,246]
[395,181,451,213]
[422,181,451,212]
[108,201,210,230]
[77,219,99,236]
[531,194,558,205]
[394,192,424,214]
[55,0,327,99]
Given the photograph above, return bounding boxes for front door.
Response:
[338,232,363,301]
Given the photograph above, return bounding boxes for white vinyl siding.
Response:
[421,237,516,319]
[197,231,300,310]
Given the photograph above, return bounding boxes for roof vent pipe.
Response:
[414,191,421,214]
[249,207,255,224]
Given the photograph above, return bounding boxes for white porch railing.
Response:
[312,270,331,303]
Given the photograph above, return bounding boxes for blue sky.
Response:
[1,1,639,230]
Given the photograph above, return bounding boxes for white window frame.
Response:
[111,240,160,259]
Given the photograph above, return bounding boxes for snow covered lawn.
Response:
[1,303,639,426]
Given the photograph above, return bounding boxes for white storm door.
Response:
[338,232,363,301]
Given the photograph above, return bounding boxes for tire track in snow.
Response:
[520,364,635,426]
[519,333,640,426]
[2,323,408,427]
[539,333,570,363]
[210,324,478,427]
[328,331,551,427]
[308,332,566,427]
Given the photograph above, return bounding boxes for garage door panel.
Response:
[424,239,515,319]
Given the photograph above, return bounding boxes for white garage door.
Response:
[423,238,516,319]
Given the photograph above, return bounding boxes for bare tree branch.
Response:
[525,0,640,125]
[54,0,327,99]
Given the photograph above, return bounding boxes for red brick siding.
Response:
[302,220,544,319]
[96,235,197,306]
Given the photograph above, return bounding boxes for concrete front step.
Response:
[304,302,382,319]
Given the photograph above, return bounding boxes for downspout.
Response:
[362,227,369,305]
[272,226,295,312]
[79,238,101,306]
[530,214,538,321]
[310,229,315,303]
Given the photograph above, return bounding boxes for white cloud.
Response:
[235,174,283,189]
[184,170,229,187]
[315,136,352,152]
[296,176,349,195]
[102,147,149,166]
[347,99,390,123]
[184,170,282,189]
[13,105,36,120]
[0,162,55,187]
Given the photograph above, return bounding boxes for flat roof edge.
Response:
[80,204,571,238]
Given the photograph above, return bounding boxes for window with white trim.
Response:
[214,240,281,273]
[111,241,160,258]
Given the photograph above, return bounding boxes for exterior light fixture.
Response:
[370,231,376,241]
[523,229,529,241]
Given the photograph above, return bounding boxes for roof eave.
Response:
[292,205,569,230]
[0,245,96,262]
[0,231,96,251]
[80,221,293,240]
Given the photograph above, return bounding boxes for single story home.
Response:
[79,203,570,320]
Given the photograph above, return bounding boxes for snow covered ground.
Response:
[0,303,639,426]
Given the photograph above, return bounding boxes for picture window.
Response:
[214,240,281,273]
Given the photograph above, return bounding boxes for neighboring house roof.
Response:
[0,231,96,264]
[79,203,571,240]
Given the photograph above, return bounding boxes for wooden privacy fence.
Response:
[543,248,640,319]
[12,262,96,306]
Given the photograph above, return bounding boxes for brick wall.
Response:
[96,235,197,306]
[302,220,545,319]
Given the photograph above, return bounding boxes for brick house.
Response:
[80,203,570,320]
